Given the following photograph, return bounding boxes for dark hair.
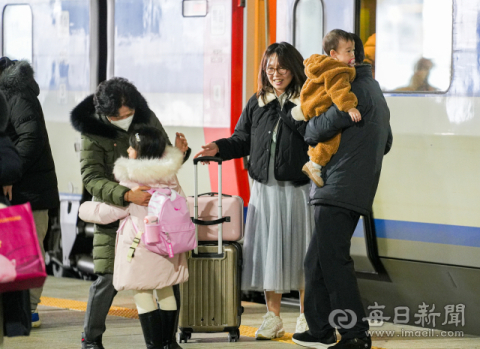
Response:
[323,29,353,56]
[256,42,306,103]
[129,126,167,160]
[94,77,141,117]
[350,33,365,64]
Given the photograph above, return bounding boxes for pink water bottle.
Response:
[144,216,160,245]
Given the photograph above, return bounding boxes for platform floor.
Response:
[3,276,480,349]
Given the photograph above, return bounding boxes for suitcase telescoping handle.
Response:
[193,156,229,254]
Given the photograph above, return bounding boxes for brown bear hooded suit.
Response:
[291,54,357,166]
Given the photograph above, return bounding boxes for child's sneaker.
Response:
[302,161,324,187]
[255,311,285,340]
[295,313,309,333]
[31,310,41,328]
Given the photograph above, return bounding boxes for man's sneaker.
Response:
[295,313,309,333]
[292,330,336,348]
[255,311,285,340]
[302,162,324,187]
[328,336,371,349]
[31,310,41,328]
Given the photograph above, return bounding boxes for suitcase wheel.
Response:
[179,330,192,343]
[228,329,240,342]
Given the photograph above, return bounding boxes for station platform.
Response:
[3,276,480,349]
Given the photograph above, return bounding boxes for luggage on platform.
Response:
[179,156,243,343]
[187,192,243,242]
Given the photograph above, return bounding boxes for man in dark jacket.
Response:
[0,57,59,328]
[71,77,190,349]
[292,62,392,348]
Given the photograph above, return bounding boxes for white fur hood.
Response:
[113,146,184,185]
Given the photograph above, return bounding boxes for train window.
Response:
[293,0,323,59]
[375,0,453,93]
[3,5,33,62]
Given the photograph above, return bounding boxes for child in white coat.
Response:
[79,126,188,349]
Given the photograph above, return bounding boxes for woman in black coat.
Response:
[194,42,314,339]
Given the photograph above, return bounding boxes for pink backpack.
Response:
[122,188,196,260]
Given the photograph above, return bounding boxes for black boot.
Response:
[139,310,163,349]
[159,309,181,349]
[81,332,104,349]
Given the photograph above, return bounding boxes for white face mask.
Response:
[109,114,134,131]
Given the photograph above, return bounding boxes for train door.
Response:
[105,0,249,203]
[0,0,101,196]
[0,0,105,277]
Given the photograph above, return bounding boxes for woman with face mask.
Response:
[70,77,190,349]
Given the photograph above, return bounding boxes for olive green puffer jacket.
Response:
[70,94,174,274]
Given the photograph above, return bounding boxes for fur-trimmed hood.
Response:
[0,60,39,100]
[258,91,300,108]
[70,92,154,140]
[113,146,183,186]
[258,90,302,121]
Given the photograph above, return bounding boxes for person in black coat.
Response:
[0,89,21,206]
[195,42,314,339]
[292,36,392,349]
[1,86,30,343]
[0,57,59,327]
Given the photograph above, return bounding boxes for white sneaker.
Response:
[295,313,309,333]
[255,311,285,340]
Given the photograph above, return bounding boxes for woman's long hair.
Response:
[256,42,306,104]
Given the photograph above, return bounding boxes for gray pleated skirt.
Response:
[241,141,314,293]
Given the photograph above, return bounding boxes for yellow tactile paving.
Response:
[39,296,385,348]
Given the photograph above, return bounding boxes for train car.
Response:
[1,0,479,335]
[0,0,250,278]
[276,0,479,336]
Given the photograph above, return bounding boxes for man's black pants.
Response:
[304,204,369,340]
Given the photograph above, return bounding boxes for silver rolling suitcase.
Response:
[178,156,243,343]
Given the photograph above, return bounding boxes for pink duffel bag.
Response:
[0,203,47,293]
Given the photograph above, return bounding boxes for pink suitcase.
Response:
[187,193,243,242]
[187,156,244,242]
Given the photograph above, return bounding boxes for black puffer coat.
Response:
[215,93,309,184]
[0,89,21,206]
[305,64,393,214]
[0,60,59,210]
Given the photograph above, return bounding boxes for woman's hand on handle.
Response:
[193,142,219,164]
